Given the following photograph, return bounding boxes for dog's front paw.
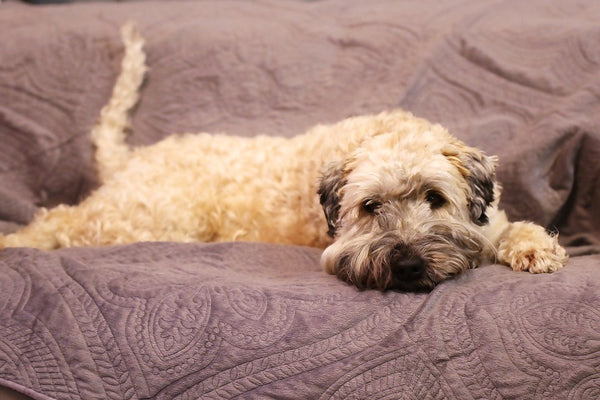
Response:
[505,245,567,274]
[497,222,568,274]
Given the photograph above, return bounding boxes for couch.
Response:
[1,1,599,399]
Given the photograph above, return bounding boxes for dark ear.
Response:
[443,144,497,225]
[318,160,347,237]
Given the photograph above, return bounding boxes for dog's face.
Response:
[319,126,497,291]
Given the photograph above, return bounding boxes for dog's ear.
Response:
[318,160,347,237]
[443,143,497,225]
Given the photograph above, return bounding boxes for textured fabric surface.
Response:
[1,0,599,399]
[1,243,600,400]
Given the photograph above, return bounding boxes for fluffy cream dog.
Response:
[0,24,567,291]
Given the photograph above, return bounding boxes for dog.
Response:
[0,23,568,291]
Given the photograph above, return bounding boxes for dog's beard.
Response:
[321,221,484,291]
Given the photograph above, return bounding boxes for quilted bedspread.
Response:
[1,1,599,399]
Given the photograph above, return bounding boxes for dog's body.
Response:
[0,24,567,291]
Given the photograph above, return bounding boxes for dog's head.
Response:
[319,114,497,291]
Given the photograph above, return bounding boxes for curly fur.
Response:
[0,23,568,291]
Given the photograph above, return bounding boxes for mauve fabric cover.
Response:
[0,1,599,399]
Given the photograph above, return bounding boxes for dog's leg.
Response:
[0,206,78,250]
[485,209,568,273]
[0,199,155,250]
[91,22,147,183]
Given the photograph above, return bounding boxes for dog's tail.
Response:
[91,22,147,183]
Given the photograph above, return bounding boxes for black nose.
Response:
[390,247,425,282]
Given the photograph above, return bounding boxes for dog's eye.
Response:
[426,191,446,209]
[362,199,382,215]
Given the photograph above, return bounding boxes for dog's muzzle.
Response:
[324,224,481,291]
[389,245,426,282]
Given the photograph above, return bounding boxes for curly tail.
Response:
[91,22,147,183]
